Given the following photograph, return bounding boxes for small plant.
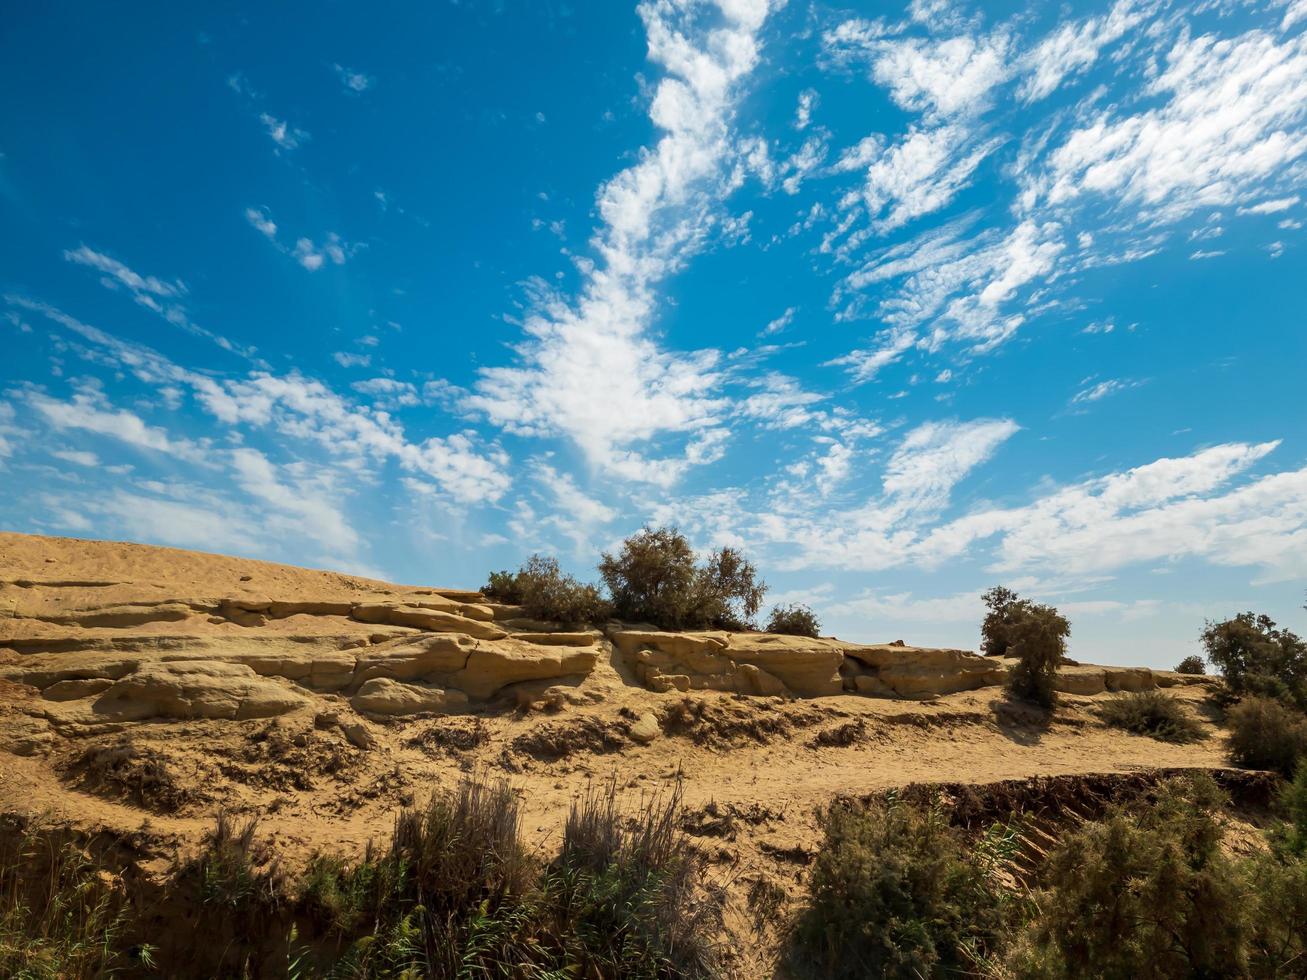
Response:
[793,796,1010,979]
[1097,690,1206,744]
[0,825,141,979]
[549,778,721,977]
[1226,696,1307,776]
[1003,601,1070,709]
[599,526,767,630]
[482,554,610,624]
[766,603,821,638]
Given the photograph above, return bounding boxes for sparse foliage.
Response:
[766,603,821,638]
[1002,601,1070,709]
[1097,690,1206,744]
[1174,654,1206,675]
[979,585,1024,657]
[1202,611,1307,711]
[1226,696,1307,776]
[482,554,611,624]
[599,526,766,630]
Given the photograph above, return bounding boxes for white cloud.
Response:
[1239,196,1299,214]
[333,64,373,93]
[260,112,308,150]
[230,447,361,555]
[51,449,99,467]
[882,418,1019,509]
[761,306,796,336]
[1018,0,1147,102]
[1030,30,1307,223]
[860,32,1011,117]
[63,245,247,355]
[854,125,999,231]
[294,234,349,271]
[466,0,778,483]
[794,88,817,129]
[26,387,205,462]
[351,378,420,408]
[333,352,371,368]
[245,207,277,238]
[1070,377,1143,404]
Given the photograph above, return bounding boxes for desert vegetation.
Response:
[1,777,720,978]
[765,603,821,638]
[1097,689,1206,744]
[792,772,1307,979]
[980,587,1070,708]
[485,526,772,632]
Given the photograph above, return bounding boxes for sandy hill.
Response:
[0,531,1236,974]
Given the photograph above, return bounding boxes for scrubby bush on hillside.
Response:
[766,603,821,638]
[1003,602,1070,709]
[1097,690,1206,744]
[1014,775,1250,978]
[793,798,1011,978]
[1202,611,1307,711]
[481,554,610,624]
[599,526,766,630]
[1175,654,1206,675]
[1226,696,1307,776]
[979,586,1025,657]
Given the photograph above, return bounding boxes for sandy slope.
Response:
[0,532,1237,976]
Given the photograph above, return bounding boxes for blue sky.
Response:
[2,0,1305,668]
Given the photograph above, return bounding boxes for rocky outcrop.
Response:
[67,661,309,722]
[351,678,469,716]
[845,645,1006,698]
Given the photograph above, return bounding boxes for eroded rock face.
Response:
[845,645,1006,698]
[79,661,309,722]
[351,678,469,716]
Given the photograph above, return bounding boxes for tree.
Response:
[1003,602,1070,708]
[980,586,1024,657]
[598,527,767,631]
[1175,655,1206,675]
[1202,612,1307,710]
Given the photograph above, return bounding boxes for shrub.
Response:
[1003,602,1070,709]
[548,779,721,978]
[1243,850,1307,977]
[1174,654,1206,675]
[766,603,821,638]
[1019,775,1249,978]
[979,585,1024,657]
[793,797,1010,979]
[1273,761,1307,858]
[1097,690,1206,744]
[0,825,147,978]
[482,554,610,624]
[1202,611,1307,710]
[1227,696,1307,776]
[599,526,766,630]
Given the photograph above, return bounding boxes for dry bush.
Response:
[510,717,628,761]
[551,778,722,978]
[1097,690,1206,744]
[482,554,610,624]
[766,603,821,638]
[66,739,197,812]
[599,525,766,630]
[1226,696,1307,775]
